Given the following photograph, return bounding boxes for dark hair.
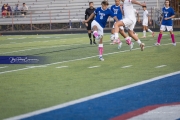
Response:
[142,6,147,8]
[101,1,109,6]
[89,2,93,5]
[23,3,25,4]
[165,0,170,6]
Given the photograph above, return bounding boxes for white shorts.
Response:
[160,25,173,31]
[142,20,148,26]
[122,18,135,31]
[91,20,103,36]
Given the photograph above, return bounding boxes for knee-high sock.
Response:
[143,31,146,37]
[148,29,153,33]
[157,34,162,43]
[171,34,176,43]
[98,44,103,57]
[88,33,92,40]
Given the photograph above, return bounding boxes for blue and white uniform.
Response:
[160,7,175,31]
[110,4,123,29]
[91,7,114,36]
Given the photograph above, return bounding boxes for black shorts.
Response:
[86,21,93,30]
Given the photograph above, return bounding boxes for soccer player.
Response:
[114,0,145,51]
[141,6,154,38]
[155,0,176,46]
[85,2,96,45]
[110,0,124,49]
[83,1,118,61]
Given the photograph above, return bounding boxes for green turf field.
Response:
[0,32,180,119]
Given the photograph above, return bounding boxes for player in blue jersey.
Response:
[155,0,176,46]
[110,0,126,49]
[83,1,118,61]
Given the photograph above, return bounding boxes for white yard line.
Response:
[0,66,8,69]
[4,71,180,120]
[121,65,132,68]
[155,65,167,68]
[88,66,100,69]
[56,66,68,69]
[0,42,178,75]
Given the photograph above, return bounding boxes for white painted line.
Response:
[162,34,167,36]
[56,66,68,69]
[43,41,49,42]
[26,65,47,68]
[4,71,180,120]
[0,66,8,69]
[0,42,177,75]
[121,65,132,68]
[155,65,167,68]
[88,66,100,69]
[7,38,14,40]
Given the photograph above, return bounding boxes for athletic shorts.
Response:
[160,25,173,31]
[122,18,136,31]
[86,20,93,30]
[91,20,103,36]
[112,22,124,30]
[142,19,148,26]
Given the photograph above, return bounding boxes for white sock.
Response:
[148,29,153,33]
[143,31,146,37]
[136,39,141,45]
[114,33,119,39]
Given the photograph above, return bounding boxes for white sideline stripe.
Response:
[121,65,132,68]
[4,71,180,120]
[0,42,178,75]
[88,66,100,69]
[155,65,167,68]
[56,66,68,68]
[0,66,8,69]
[26,65,47,68]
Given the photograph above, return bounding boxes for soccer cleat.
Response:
[173,43,176,46]
[154,43,160,46]
[152,32,155,37]
[118,42,122,49]
[140,43,145,51]
[99,56,104,61]
[93,41,97,45]
[130,42,134,51]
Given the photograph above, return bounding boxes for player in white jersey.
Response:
[114,0,145,51]
[141,6,154,38]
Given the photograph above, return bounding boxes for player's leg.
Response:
[155,25,164,46]
[117,27,125,49]
[146,26,155,37]
[98,27,104,61]
[87,30,92,45]
[110,27,115,45]
[89,21,96,44]
[168,26,176,46]
[142,25,146,38]
[128,24,145,51]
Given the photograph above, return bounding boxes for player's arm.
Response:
[147,13,152,24]
[84,9,88,26]
[113,16,119,22]
[120,5,124,16]
[83,13,95,23]
[137,11,140,23]
[131,0,146,7]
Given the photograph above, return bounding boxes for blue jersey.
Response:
[94,7,114,28]
[110,5,123,21]
[162,7,175,26]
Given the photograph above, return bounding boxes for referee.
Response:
[85,2,96,45]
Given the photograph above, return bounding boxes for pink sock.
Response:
[157,34,162,43]
[171,34,176,43]
[98,47,103,56]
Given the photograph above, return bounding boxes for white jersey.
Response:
[143,10,148,21]
[123,0,136,22]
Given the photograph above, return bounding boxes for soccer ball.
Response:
[110,34,115,41]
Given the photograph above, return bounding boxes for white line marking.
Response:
[121,65,132,68]
[26,65,47,68]
[56,66,68,68]
[162,34,168,36]
[0,66,8,69]
[88,66,100,69]
[0,42,177,75]
[4,71,180,120]
[155,65,167,68]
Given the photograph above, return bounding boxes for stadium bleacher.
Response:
[0,0,165,25]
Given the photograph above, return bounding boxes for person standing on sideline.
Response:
[155,0,176,46]
[83,1,118,61]
[85,2,96,45]
[141,6,154,38]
